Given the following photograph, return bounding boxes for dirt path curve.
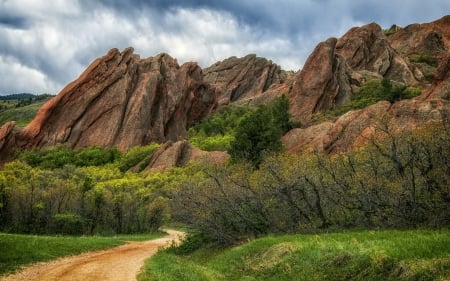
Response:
[2,229,185,281]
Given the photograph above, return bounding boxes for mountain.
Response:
[1,15,449,167]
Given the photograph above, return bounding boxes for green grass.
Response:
[139,229,450,281]
[0,101,46,127]
[0,231,165,276]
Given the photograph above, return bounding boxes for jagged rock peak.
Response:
[388,15,450,57]
[203,54,289,106]
[288,37,353,124]
[335,22,423,84]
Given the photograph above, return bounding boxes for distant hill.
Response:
[0,93,36,100]
[0,94,54,127]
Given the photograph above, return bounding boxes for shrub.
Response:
[116,143,160,172]
[52,212,84,235]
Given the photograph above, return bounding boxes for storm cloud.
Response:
[0,0,449,94]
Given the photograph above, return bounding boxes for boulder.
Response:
[146,140,229,172]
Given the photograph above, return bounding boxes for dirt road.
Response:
[2,230,184,281]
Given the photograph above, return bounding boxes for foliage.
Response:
[230,95,294,167]
[140,229,450,281]
[18,146,120,169]
[409,52,439,67]
[188,95,295,155]
[117,143,160,172]
[188,105,251,151]
[171,122,450,245]
[0,160,171,235]
[383,28,397,36]
[51,212,84,235]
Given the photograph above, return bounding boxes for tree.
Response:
[230,105,282,167]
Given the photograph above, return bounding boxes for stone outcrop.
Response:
[283,98,450,154]
[145,140,229,172]
[1,16,450,166]
[0,48,216,162]
[0,121,18,162]
[335,22,423,84]
[203,54,290,106]
[388,15,450,57]
[421,54,450,100]
[288,21,427,125]
[288,38,353,124]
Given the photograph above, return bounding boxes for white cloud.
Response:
[0,55,56,94]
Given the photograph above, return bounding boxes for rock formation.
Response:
[421,54,450,100]
[1,16,450,167]
[203,54,290,106]
[288,21,427,125]
[335,22,423,85]
[388,15,450,57]
[145,140,229,172]
[288,38,353,124]
[283,98,450,154]
[0,48,216,162]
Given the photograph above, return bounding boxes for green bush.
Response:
[52,213,84,235]
[19,146,120,169]
[116,143,160,172]
[409,53,438,67]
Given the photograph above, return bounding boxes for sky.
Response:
[0,0,449,94]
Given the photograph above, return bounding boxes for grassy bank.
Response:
[140,229,450,281]
[0,232,164,275]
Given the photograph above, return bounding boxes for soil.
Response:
[1,229,184,281]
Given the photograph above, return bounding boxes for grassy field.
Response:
[0,101,46,127]
[139,229,450,281]
[0,232,164,276]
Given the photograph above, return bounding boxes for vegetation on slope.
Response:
[140,229,450,281]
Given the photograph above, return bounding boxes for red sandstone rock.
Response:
[146,140,229,172]
[9,48,216,154]
[288,38,353,124]
[203,54,289,106]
